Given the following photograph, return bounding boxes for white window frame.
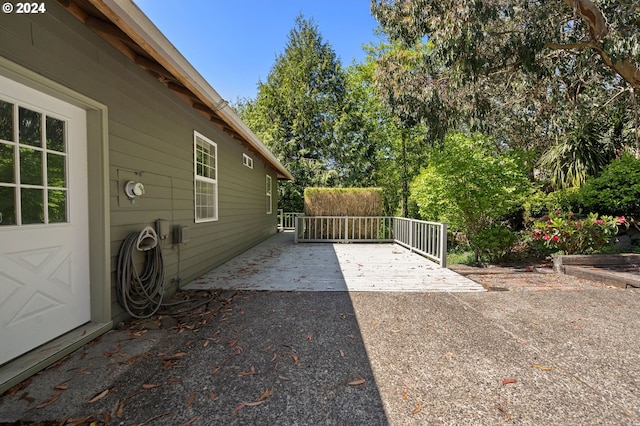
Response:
[194,131,218,222]
[266,174,273,215]
[242,153,253,169]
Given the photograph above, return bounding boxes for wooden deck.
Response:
[184,232,484,292]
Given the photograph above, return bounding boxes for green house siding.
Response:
[0,4,279,323]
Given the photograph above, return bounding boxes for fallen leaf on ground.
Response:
[164,352,187,361]
[185,393,195,408]
[258,388,273,401]
[287,352,299,365]
[54,384,69,391]
[209,392,216,400]
[111,400,120,418]
[502,379,517,385]
[88,389,110,403]
[212,365,223,375]
[232,403,246,416]
[531,363,552,371]
[347,378,365,386]
[8,379,32,397]
[278,375,290,381]
[19,392,35,404]
[36,392,62,408]
[65,416,93,426]
[239,365,256,376]
[142,383,160,389]
[180,416,199,426]
[412,403,422,414]
[306,332,312,340]
[339,349,345,357]
[496,404,512,420]
[116,401,125,418]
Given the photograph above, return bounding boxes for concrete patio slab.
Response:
[184,231,484,292]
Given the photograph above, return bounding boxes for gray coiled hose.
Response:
[116,227,165,319]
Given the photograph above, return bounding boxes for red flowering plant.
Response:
[530,210,627,255]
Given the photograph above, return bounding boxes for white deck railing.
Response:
[392,217,447,267]
[294,215,447,267]
[278,210,304,231]
[294,216,394,243]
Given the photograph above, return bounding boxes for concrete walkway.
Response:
[2,289,639,425]
[184,231,484,292]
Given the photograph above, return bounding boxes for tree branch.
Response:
[544,42,597,51]
[561,0,640,89]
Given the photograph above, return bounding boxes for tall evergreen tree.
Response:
[240,16,346,211]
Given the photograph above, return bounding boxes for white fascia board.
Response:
[90,0,293,180]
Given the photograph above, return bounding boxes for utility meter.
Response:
[125,181,145,198]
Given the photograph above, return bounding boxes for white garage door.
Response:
[0,74,90,365]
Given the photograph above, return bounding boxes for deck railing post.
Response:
[409,218,414,253]
[294,216,299,243]
[344,216,349,243]
[439,222,447,267]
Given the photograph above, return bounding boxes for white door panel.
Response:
[0,75,89,364]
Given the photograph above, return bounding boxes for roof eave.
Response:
[87,0,293,180]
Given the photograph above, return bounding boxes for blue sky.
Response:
[134,0,382,102]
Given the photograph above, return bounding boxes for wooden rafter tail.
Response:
[85,16,130,44]
[55,0,87,22]
[166,82,199,101]
[135,56,173,80]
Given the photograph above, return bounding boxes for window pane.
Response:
[20,147,42,185]
[19,107,41,147]
[195,180,216,220]
[47,153,66,187]
[46,116,65,152]
[21,188,44,224]
[196,139,216,179]
[0,186,16,225]
[48,189,67,223]
[0,143,14,183]
[0,100,13,141]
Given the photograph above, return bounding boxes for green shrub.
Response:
[529,210,627,255]
[523,188,581,223]
[469,222,518,263]
[409,133,530,239]
[579,154,640,217]
[446,249,476,265]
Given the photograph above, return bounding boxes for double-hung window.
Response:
[194,131,218,222]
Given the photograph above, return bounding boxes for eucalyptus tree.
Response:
[370,0,640,185]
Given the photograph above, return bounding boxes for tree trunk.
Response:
[401,129,409,218]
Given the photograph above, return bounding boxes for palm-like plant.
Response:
[539,119,616,189]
